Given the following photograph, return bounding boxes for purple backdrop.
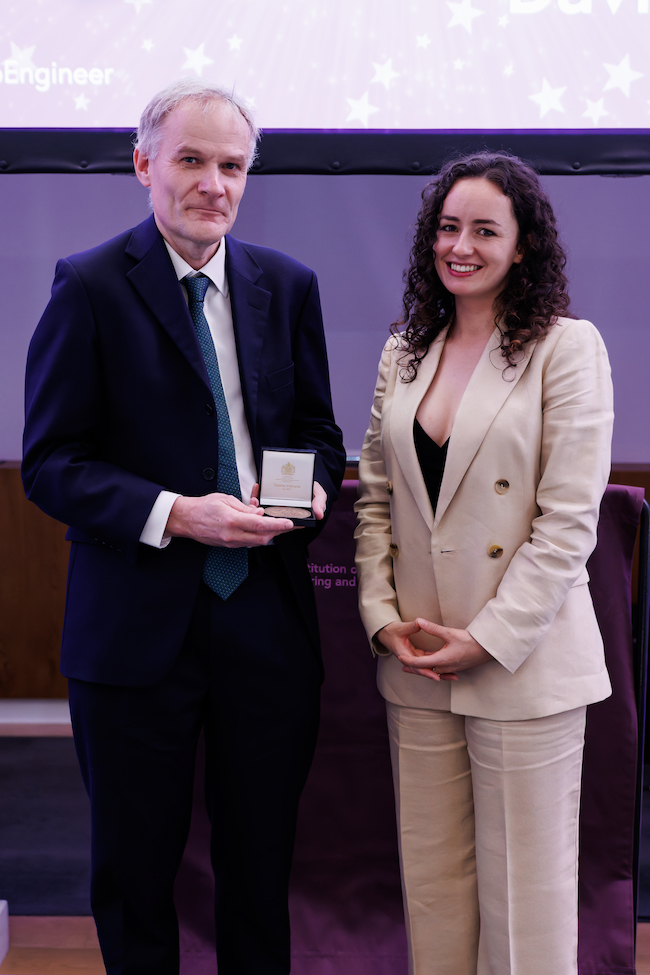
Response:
[0,171,649,460]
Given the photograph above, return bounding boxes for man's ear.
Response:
[133,148,151,188]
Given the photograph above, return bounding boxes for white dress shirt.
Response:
[139,237,258,549]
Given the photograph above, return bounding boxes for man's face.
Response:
[134,98,251,268]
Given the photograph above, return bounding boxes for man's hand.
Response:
[312,481,327,520]
[250,480,327,522]
[397,618,493,681]
[166,493,294,548]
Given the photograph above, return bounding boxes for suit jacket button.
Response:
[387,481,393,495]
[488,545,504,559]
[205,404,214,416]
[389,543,399,558]
[203,467,216,480]
[495,479,509,494]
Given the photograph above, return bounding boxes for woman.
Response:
[354,153,613,975]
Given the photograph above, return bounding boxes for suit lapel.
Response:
[391,329,448,532]
[124,223,271,452]
[434,329,536,525]
[226,237,271,445]
[125,217,211,392]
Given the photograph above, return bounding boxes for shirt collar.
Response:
[163,236,229,297]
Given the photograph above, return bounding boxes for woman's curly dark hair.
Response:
[393,152,571,380]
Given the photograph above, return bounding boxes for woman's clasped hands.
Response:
[378,618,494,682]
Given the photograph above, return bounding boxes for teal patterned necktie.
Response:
[185,274,248,600]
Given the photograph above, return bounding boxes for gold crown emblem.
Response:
[281,462,296,476]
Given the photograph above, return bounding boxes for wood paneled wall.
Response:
[0,463,68,698]
[1,462,648,700]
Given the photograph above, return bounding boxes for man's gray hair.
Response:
[135,79,259,167]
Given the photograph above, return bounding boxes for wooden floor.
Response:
[638,924,650,975]
[0,918,103,975]
[4,917,650,974]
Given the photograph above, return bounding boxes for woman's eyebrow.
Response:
[439,214,502,226]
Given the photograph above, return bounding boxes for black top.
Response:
[413,419,449,516]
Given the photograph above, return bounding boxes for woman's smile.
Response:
[447,262,482,275]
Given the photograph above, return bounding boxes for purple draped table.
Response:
[174,481,644,975]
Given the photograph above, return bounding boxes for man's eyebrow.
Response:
[174,143,248,159]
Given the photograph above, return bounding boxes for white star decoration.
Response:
[603,54,643,98]
[182,43,213,76]
[8,0,646,132]
[346,91,379,126]
[124,0,152,13]
[447,0,484,34]
[529,78,566,118]
[371,59,399,90]
[582,98,608,124]
[9,42,35,68]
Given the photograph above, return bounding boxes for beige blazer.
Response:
[354,318,614,720]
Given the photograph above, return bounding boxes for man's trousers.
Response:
[69,547,322,975]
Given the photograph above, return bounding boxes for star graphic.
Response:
[503,63,514,77]
[453,58,464,70]
[345,91,379,127]
[529,78,566,118]
[74,93,90,110]
[416,34,431,49]
[227,34,243,51]
[582,98,608,125]
[447,0,484,33]
[124,0,152,12]
[142,38,153,52]
[9,42,36,68]
[371,58,399,90]
[603,54,643,98]
[498,15,509,26]
[182,43,213,76]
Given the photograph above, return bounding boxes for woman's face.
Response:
[434,177,523,309]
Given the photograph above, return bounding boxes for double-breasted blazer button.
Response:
[387,481,394,495]
[488,545,504,559]
[202,467,216,480]
[495,479,509,494]
[389,543,399,557]
[205,404,214,416]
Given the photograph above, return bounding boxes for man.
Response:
[22,79,345,975]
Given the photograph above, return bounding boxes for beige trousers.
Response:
[386,702,587,975]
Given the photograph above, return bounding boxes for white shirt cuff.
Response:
[139,491,180,549]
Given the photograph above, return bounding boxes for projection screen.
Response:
[1,0,649,173]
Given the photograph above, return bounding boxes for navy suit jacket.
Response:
[23,215,345,686]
